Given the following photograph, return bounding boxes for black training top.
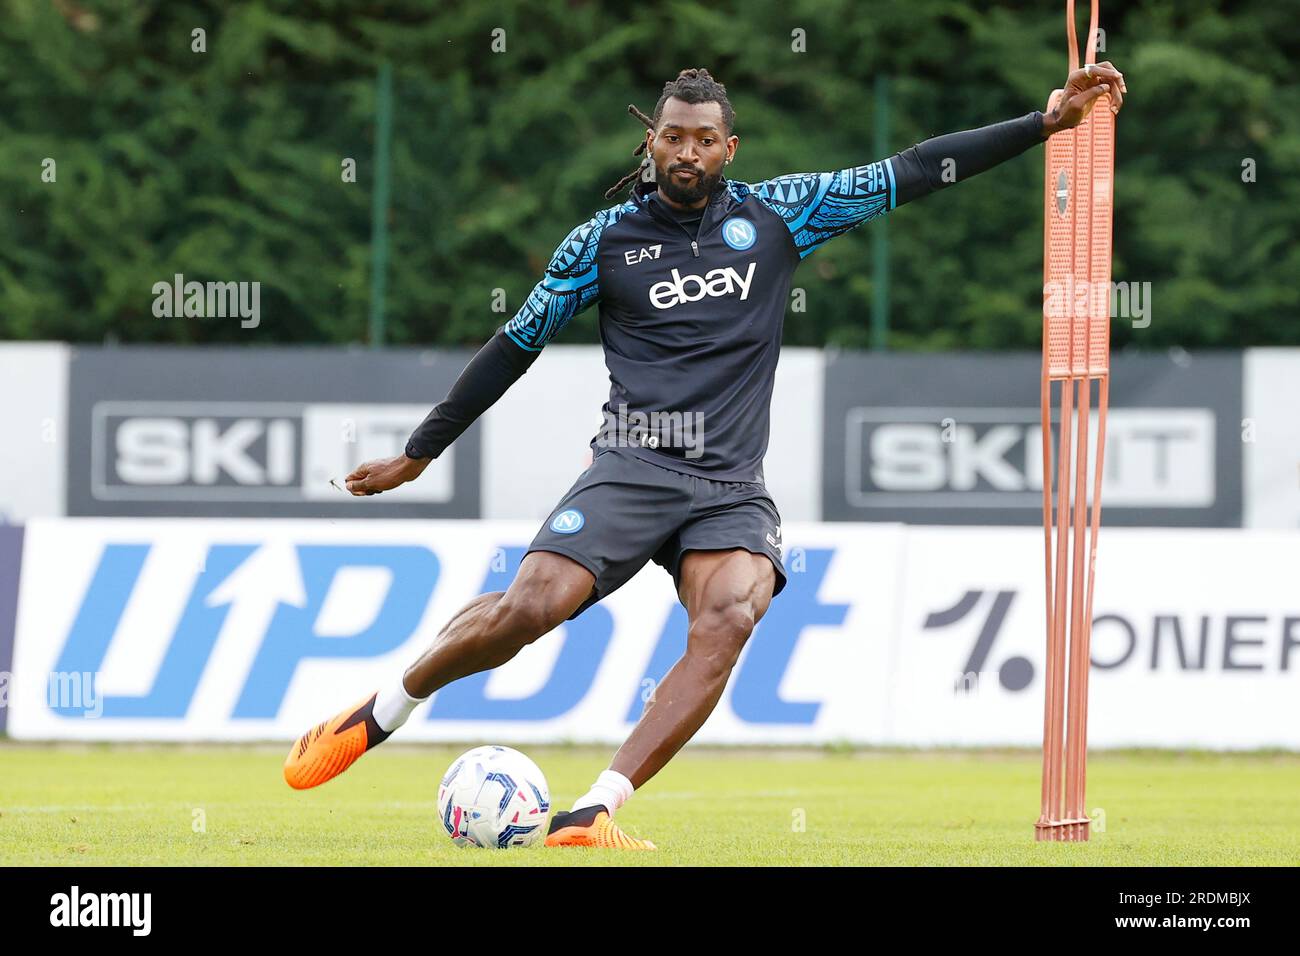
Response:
[406,110,1046,482]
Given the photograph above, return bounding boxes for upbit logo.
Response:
[36,540,848,727]
[649,262,757,310]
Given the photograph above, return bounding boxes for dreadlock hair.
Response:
[604,68,736,200]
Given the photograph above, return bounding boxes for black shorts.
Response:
[527,447,788,619]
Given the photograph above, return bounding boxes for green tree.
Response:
[1,0,1295,349]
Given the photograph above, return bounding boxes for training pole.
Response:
[1036,0,1115,843]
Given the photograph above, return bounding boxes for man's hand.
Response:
[1041,61,1126,137]
[344,454,430,496]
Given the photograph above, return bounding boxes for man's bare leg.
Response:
[402,551,595,697]
[610,549,775,786]
[284,551,594,789]
[547,549,775,844]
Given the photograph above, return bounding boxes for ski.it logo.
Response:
[649,262,756,310]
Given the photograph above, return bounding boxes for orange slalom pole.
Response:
[1036,0,1114,843]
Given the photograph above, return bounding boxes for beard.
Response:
[655,161,723,205]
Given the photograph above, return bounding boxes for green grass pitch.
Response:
[2,743,1297,866]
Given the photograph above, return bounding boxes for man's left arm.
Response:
[890,110,1046,208]
[898,58,1127,206]
[751,62,1125,259]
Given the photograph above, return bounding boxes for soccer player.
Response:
[285,64,1125,849]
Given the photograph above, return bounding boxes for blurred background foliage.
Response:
[1,0,1295,349]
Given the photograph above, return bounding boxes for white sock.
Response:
[570,769,634,815]
[372,674,425,733]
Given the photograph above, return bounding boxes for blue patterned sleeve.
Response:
[748,112,1044,260]
[503,211,609,351]
[747,160,897,260]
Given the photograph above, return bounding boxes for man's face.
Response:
[646,98,738,207]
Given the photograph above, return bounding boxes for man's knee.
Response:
[687,601,756,678]
[492,552,593,642]
[490,596,562,644]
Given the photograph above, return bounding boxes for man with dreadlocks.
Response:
[285,64,1126,849]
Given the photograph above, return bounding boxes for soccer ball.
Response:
[436,745,551,848]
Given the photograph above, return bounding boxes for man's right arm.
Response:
[402,327,540,461]
[402,212,608,462]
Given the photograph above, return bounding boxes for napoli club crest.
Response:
[721,217,757,251]
[550,509,585,534]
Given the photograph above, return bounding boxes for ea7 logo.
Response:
[649,262,756,310]
[624,244,663,265]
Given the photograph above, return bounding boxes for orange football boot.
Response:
[544,805,657,850]
[283,693,392,790]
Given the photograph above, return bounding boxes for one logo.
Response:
[550,509,585,534]
[624,244,663,266]
[765,527,783,555]
[648,262,756,310]
[1055,169,1069,216]
[924,589,1031,692]
[721,217,756,250]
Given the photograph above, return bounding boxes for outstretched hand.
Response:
[344,454,429,496]
[1042,61,1126,137]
